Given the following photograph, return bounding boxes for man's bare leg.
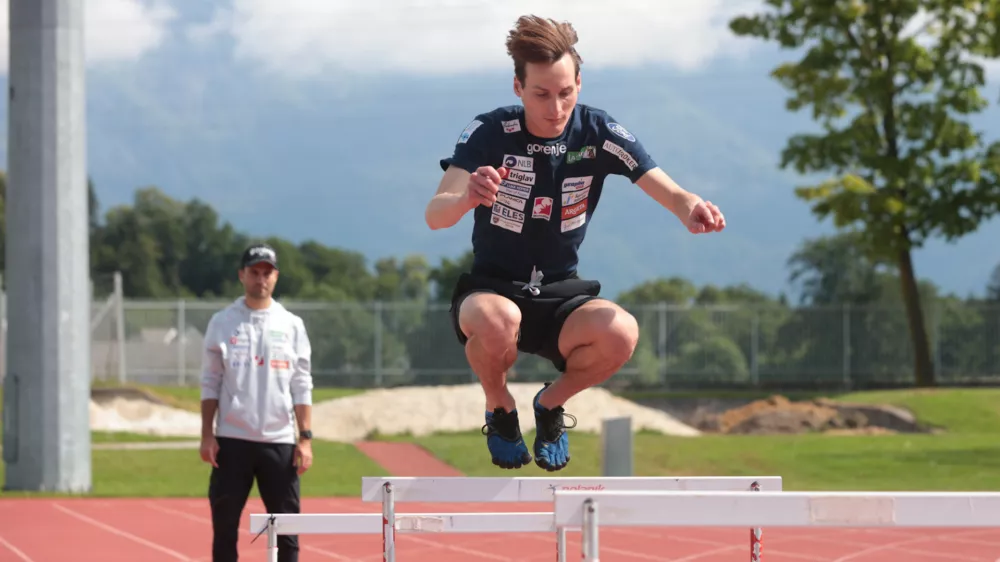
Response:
[459,292,520,411]
[532,299,639,471]
[458,292,532,469]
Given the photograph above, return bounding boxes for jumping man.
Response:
[424,15,726,472]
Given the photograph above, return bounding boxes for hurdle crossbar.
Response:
[362,476,781,562]
[249,511,555,535]
[555,490,1000,562]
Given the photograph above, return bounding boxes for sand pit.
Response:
[309,383,701,442]
[90,396,203,437]
[693,395,928,435]
[89,383,702,441]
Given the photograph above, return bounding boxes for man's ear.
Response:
[513,75,523,98]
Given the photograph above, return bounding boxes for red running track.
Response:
[2,497,1000,561]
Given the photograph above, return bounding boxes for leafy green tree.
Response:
[730,0,1000,386]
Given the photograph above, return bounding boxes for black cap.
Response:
[241,243,279,270]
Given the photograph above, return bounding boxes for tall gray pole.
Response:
[2,0,91,492]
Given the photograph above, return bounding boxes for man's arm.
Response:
[425,166,476,230]
[200,316,224,439]
[428,114,496,230]
[635,168,704,223]
[290,317,314,436]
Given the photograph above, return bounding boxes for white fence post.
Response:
[114,272,127,384]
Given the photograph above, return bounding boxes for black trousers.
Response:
[209,436,301,562]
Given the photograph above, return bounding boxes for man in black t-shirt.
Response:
[425,15,726,472]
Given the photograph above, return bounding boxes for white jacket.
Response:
[200,297,313,444]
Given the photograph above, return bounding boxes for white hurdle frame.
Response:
[247,476,781,562]
[554,490,1000,562]
[362,476,780,562]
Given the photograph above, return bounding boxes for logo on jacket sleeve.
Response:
[502,119,521,133]
[607,122,636,142]
[457,120,482,144]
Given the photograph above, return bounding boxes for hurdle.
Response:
[553,490,1000,562]
[249,475,782,562]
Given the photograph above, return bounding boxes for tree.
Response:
[730,0,1000,386]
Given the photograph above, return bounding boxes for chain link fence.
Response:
[60,280,1000,391]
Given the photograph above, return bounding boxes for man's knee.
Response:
[561,300,639,364]
[458,292,521,352]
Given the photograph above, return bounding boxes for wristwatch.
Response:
[299,429,313,441]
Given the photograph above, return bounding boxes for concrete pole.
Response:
[2,0,91,492]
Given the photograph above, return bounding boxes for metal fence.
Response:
[64,275,1000,390]
[1,272,998,390]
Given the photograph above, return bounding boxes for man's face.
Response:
[239,263,278,299]
[515,53,580,138]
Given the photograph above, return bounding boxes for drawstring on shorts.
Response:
[523,266,544,296]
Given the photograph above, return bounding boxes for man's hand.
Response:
[685,200,726,234]
[294,440,313,475]
[464,166,508,208]
[200,435,219,468]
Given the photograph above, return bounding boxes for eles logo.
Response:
[527,143,567,156]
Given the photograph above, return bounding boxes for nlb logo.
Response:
[527,143,567,156]
[503,154,534,172]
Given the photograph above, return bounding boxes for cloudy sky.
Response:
[0,0,995,79]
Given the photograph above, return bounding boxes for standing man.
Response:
[199,243,315,562]
[425,15,726,472]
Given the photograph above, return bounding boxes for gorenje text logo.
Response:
[527,143,567,156]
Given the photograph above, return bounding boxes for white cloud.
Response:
[197,0,762,79]
[0,0,175,74]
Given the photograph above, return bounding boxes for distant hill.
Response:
[0,25,997,300]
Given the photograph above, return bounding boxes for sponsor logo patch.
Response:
[458,119,482,144]
[562,188,589,206]
[562,176,593,193]
[533,197,553,220]
[562,200,588,220]
[502,119,521,133]
[491,203,525,233]
[497,192,527,211]
[567,145,597,164]
[270,359,290,370]
[499,180,532,199]
[527,143,567,156]
[607,122,636,142]
[503,154,533,171]
[561,213,587,233]
[506,169,536,186]
[603,140,638,171]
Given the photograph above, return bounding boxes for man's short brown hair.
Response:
[505,15,583,84]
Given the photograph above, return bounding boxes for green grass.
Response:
[91,431,195,444]
[408,388,1000,491]
[1,438,388,497]
[4,386,1000,496]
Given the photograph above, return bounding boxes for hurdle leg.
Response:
[581,498,599,562]
[267,517,279,562]
[556,526,567,562]
[750,480,762,562]
[382,482,396,562]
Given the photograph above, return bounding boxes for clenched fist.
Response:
[465,166,509,208]
[686,200,726,234]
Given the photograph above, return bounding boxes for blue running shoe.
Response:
[481,408,532,469]
[532,383,578,472]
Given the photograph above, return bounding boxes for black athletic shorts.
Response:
[449,271,602,372]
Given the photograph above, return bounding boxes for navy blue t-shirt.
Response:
[439,103,657,283]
